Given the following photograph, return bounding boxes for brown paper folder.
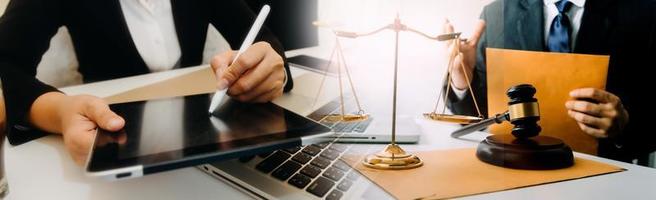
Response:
[104,66,217,104]
[486,48,609,155]
[344,148,623,200]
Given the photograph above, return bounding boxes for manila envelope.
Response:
[103,66,218,104]
[486,48,609,155]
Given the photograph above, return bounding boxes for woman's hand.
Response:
[31,92,125,165]
[210,41,285,103]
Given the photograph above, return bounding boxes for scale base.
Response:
[323,113,369,123]
[362,144,423,170]
[423,112,483,124]
[476,134,574,170]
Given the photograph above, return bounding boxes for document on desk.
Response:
[103,66,218,104]
[343,148,624,200]
[486,48,609,155]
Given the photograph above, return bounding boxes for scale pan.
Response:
[423,113,483,124]
[323,113,369,123]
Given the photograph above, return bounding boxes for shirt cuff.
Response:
[451,85,468,100]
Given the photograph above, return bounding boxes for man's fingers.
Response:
[442,18,456,47]
[566,100,618,118]
[576,122,608,138]
[569,88,617,104]
[220,42,270,89]
[443,18,455,34]
[468,20,486,45]
[83,97,124,131]
[568,110,611,130]
[565,100,604,117]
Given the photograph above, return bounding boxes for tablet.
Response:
[85,94,333,180]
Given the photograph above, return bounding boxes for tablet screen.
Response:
[87,94,331,173]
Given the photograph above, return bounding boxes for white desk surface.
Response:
[5,47,656,200]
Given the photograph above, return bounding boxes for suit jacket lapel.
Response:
[92,0,149,71]
[511,0,545,51]
[170,0,206,67]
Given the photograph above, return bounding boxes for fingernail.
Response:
[109,118,123,129]
[569,91,576,97]
[565,101,573,108]
[218,79,229,89]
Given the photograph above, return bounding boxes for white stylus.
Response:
[208,5,270,114]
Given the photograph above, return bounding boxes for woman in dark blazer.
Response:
[0,0,292,165]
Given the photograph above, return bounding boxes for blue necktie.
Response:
[547,0,573,52]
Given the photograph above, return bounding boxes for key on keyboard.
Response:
[320,148,340,161]
[282,146,302,154]
[306,177,335,197]
[288,174,312,189]
[329,144,348,152]
[326,189,344,200]
[337,179,353,191]
[332,160,350,171]
[300,165,322,178]
[323,167,345,181]
[271,161,302,181]
[255,151,290,173]
[291,152,313,164]
[311,157,331,169]
[302,146,321,156]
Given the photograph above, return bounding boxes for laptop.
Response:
[199,99,422,199]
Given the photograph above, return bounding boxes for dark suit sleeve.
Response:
[445,5,491,118]
[597,0,656,161]
[207,0,293,92]
[0,0,63,145]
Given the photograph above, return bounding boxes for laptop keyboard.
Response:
[250,99,372,199]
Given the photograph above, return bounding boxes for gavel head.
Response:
[506,84,541,139]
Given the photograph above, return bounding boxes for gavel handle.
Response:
[451,112,509,138]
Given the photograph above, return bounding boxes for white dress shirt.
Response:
[119,0,181,72]
[452,0,585,100]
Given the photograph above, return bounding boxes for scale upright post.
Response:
[361,15,422,170]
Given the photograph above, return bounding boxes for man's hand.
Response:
[210,41,285,103]
[31,92,126,166]
[444,19,486,90]
[565,88,629,138]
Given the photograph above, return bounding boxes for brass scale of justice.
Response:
[311,15,484,170]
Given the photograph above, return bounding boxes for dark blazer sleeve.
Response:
[0,0,64,145]
[207,0,293,92]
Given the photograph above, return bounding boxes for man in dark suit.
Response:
[0,0,292,165]
[445,0,656,164]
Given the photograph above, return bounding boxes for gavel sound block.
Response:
[474,84,574,169]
